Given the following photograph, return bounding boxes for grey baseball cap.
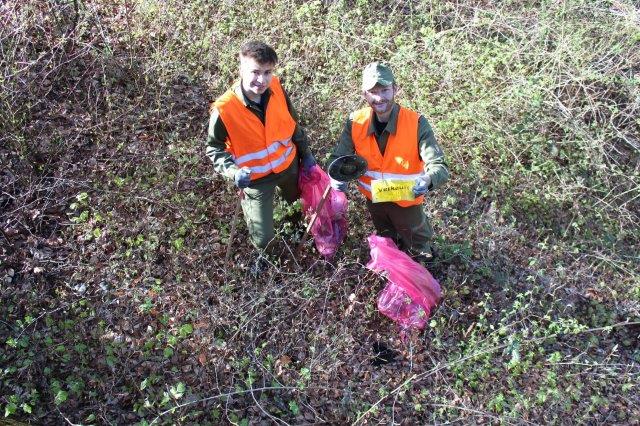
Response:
[362,62,395,91]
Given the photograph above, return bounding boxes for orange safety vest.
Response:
[214,76,297,180]
[351,106,424,207]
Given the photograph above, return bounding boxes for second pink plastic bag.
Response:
[298,165,348,258]
[366,235,441,332]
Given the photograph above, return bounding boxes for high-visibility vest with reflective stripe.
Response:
[351,106,424,207]
[214,76,297,180]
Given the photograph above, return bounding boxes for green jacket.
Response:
[206,80,312,184]
[328,103,449,191]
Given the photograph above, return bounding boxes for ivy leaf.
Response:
[54,390,68,405]
[179,323,193,338]
[170,382,185,399]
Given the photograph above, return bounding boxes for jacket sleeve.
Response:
[418,115,449,191]
[327,117,356,167]
[282,86,312,159]
[205,108,239,181]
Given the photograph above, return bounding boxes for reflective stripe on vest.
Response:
[214,76,297,180]
[241,141,294,174]
[351,106,424,207]
[363,170,424,181]
[234,137,292,166]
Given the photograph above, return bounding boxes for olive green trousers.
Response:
[365,199,433,256]
[241,160,299,250]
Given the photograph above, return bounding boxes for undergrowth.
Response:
[1,0,638,423]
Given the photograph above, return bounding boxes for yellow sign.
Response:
[371,179,415,203]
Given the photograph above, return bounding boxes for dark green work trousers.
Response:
[365,199,433,256]
[241,159,299,250]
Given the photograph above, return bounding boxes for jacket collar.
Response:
[234,80,271,107]
[367,103,400,136]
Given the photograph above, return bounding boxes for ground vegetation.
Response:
[1,0,639,423]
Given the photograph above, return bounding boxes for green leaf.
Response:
[21,403,32,414]
[548,351,562,363]
[289,400,300,415]
[113,176,125,188]
[4,402,17,417]
[179,323,193,338]
[160,392,170,407]
[163,347,174,358]
[300,367,311,380]
[172,237,184,250]
[170,382,185,399]
[54,390,68,405]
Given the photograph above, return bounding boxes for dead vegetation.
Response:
[1,0,638,423]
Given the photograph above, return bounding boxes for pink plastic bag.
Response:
[366,235,441,334]
[298,165,348,258]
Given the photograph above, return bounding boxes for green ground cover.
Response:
[1,0,638,423]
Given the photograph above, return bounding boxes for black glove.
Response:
[301,153,317,171]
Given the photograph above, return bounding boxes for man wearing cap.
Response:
[206,41,316,258]
[328,62,449,261]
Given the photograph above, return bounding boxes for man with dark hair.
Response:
[328,62,449,263]
[206,41,316,265]
[239,41,278,64]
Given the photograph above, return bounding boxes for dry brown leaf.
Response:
[275,354,292,376]
[198,352,207,365]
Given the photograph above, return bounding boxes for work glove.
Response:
[234,167,251,189]
[300,153,317,171]
[330,178,347,192]
[412,176,430,197]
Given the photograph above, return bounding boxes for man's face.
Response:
[240,55,275,97]
[363,84,397,115]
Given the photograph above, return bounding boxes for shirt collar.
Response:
[367,103,400,135]
[234,80,271,107]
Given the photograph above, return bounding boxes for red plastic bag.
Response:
[298,165,348,258]
[366,235,441,334]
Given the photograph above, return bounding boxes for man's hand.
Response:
[301,153,317,171]
[234,167,252,189]
[330,178,347,192]
[413,175,430,197]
